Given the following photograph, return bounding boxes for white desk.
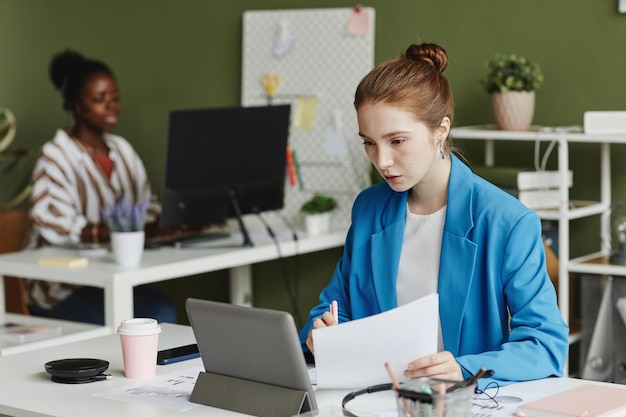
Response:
[0,313,108,356]
[0,223,346,333]
[0,323,623,417]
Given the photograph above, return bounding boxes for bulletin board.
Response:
[241,7,375,228]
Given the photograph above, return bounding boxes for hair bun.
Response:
[49,50,86,90]
[404,43,448,73]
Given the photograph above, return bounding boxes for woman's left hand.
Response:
[403,351,463,381]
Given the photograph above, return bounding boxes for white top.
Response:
[396,204,446,306]
[27,129,158,308]
[29,129,157,247]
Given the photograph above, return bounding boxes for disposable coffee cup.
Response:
[117,318,161,379]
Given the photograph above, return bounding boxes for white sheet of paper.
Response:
[92,366,203,411]
[313,293,438,389]
[324,127,348,156]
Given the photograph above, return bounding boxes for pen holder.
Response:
[396,377,475,417]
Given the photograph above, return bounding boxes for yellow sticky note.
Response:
[38,256,89,268]
[292,96,319,131]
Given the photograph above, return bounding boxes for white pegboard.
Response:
[241,7,375,229]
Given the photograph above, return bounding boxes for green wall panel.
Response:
[2,0,626,320]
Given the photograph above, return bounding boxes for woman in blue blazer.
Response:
[300,43,569,388]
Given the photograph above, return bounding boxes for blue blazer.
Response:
[299,154,569,387]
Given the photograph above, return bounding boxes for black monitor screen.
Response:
[160,104,291,233]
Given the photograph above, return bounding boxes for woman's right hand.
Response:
[305,311,337,356]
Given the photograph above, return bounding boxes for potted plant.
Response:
[300,193,337,236]
[480,53,544,131]
[101,193,151,267]
[0,108,36,213]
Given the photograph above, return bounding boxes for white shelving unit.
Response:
[450,125,626,349]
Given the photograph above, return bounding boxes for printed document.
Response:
[313,293,438,389]
[92,366,203,411]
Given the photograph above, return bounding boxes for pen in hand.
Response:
[330,300,338,324]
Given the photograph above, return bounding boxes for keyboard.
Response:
[145,230,231,248]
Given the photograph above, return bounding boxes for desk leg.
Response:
[0,275,5,318]
[229,265,253,307]
[105,280,134,331]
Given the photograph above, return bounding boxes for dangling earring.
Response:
[440,142,445,160]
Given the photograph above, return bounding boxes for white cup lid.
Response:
[117,318,162,335]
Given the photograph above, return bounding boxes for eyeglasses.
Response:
[472,381,501,410]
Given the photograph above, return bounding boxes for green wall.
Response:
[2,0,626,322]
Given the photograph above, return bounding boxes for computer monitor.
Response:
[160,104,291,246]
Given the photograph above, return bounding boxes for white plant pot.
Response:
[305,213,331,236]
[111,231,145,267]
[492,91,535,131]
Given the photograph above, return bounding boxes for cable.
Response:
[533,129,557,172]
[274,210,300,245]
[275,210,303,325]
[540,140,557,172]
[253,210,304,328]
[274,210,301,305]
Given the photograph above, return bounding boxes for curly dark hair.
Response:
[49,50,114,112]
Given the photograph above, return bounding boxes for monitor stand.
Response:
[176,189,252,248]
[151,190,254,249]
[229,188,253,247]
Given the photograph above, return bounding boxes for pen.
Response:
[435,383,446,417]
[330,300,338,324]
[292,149,305,190]
[384,362,401,390]
[465,366,487,387]
[385,363,416,417]
[447,366,492,392]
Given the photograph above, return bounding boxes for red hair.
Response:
[354,43,454,138]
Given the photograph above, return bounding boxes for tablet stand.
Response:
[190,371,313,417]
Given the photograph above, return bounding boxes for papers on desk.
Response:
[92,366,203,411]
[313,293,438,389]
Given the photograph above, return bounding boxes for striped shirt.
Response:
[26,128,158,309]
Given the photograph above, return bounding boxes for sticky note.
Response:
[38,256,89,268]
[292,96,319,131]
[346,8,370,36]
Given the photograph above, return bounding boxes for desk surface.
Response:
[0,323,623,417]
[0,313,108,356]
[0,228,347,287]
[0,323,234,417]
[0,224,347,330]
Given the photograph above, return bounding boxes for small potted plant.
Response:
[480,53,543,131]
[300,193,337,236]
[101,193,150,233]
[101,193,151,267]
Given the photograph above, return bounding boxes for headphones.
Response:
[341,383,393,417]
